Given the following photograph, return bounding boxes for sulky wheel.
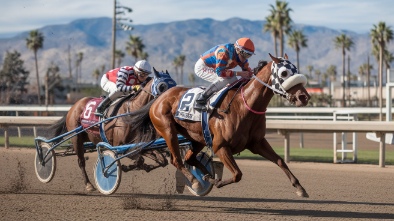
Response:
[34,142,56,183]
[94,150,122,195]
[184,152,214,196]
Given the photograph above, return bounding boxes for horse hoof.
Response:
[86,183,96,192]
[296,190,309,198]
[192,181,202,191]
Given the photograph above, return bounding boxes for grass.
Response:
[0,136,71,148]
[2,136,394,165]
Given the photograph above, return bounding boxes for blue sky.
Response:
[1,0,394,38]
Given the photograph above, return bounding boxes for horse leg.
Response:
[121,155,145,172]
[249,138,309,198]
[140,150,168,172]
[123,150,168,172]
[160,133,201,190]
[184,142,212,177]
[213,146,243,188]
[72,136,95,192]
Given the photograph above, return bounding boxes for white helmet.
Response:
[134,60,152,75]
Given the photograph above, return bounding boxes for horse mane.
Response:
[253,60,268,74]
[125,98,159,144]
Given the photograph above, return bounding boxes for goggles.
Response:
[135,67,150,77]
[240,50,253,59]
[235,45,254,59]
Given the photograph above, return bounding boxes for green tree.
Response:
[371,21,393,120]
[315,69,322,85]
[287,30,308,75]
[92,69,101,86]
[138,51,149,60]
[267,0,293,57]
[92,64,105,86]
[126,35,145,63]
[334,33,354,107]
[115,50,125,67]
[0,50,29,104]
[172,57,181,84]
[263,14,279,57]
[325,65,337,106]
[26,30,44,105]
[45,62,62,105]
[306,65,314,79]
[75,52,83,89]
[173,55,186,84]
[188,73,196,87]
[358,62,373,106]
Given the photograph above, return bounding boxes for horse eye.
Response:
[280,71,288,78]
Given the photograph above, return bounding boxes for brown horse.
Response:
[49,68,177,192]
[125,54,311,197]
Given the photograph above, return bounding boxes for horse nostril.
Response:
[299,94,308,103]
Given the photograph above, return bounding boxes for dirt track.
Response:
[1,148,394,221]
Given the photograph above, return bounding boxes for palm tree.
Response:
[267,0,293,57]
[326,65,337,106]
[115,50,125,67]
[358,62,373,106]
[384,51,394,71]
[75,52,83,86]
[92,69,101,86]
[138,51,149,60]
[321,73,328,88]
[263,14,279,57]
[334,33,354,107]
[176,55,186,84]
[172,57,181,83]
[315,69,322,85]
[306,65,313,79]
[26,30,44,105]
[126,35,145,63]
[188,73,196,87]
[45,62,60,106]
[371,21,393,120]
[287,30,308,75]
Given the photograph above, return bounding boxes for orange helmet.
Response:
[235,37,255,57]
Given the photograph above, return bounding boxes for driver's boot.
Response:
[194,83,218,110]
[95,97,112,117]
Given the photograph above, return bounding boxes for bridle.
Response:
[241,59,301,114]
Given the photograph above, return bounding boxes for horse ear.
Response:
[269,53,280,64]
[284,53,289,60]
[166,70,170,75]
[153,67,160,78]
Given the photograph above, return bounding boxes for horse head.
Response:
[268,53,310,107]
[151,67,177,96]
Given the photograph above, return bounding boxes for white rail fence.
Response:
[1,114,394,167]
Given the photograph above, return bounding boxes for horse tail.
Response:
[48,114,67,138]
[126,98,158,143]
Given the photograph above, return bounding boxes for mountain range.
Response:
[0,17,389,86]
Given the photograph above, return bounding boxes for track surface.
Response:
[1,147,393,221]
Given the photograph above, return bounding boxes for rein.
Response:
[241,86,266,115]
[251,75,289,99]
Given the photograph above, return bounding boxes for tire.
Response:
[185,152,214,196]
[94,150,122,195]
[34,142,56,183]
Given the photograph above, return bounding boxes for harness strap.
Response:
[252,75,287,97]
[241,86,266,115]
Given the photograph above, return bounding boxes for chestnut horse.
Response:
[124,54,311,197]
[49,68,176,192]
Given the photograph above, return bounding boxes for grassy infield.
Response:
[2,136,394,165]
